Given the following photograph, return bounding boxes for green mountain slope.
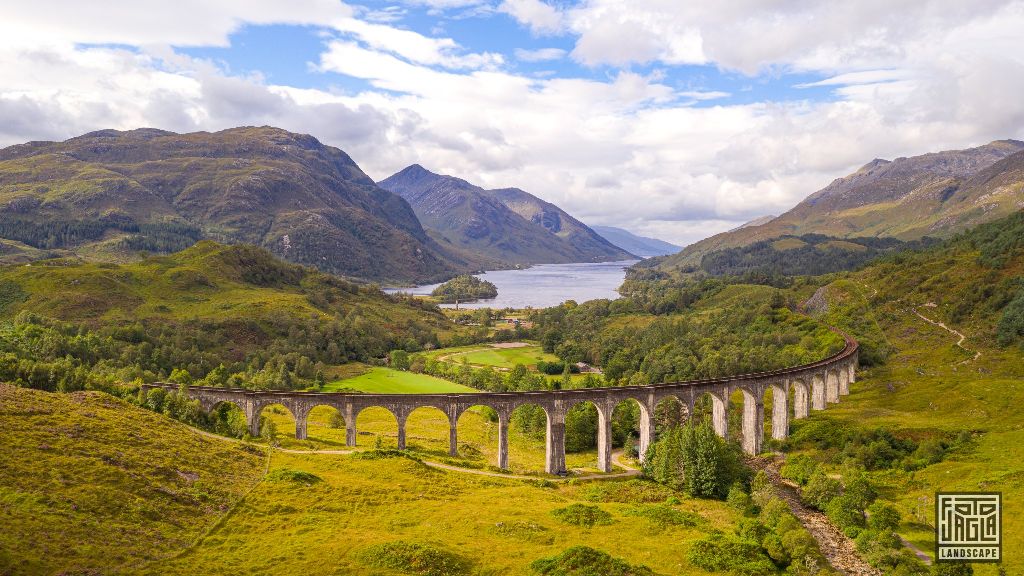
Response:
[0,384,265,574]
[0,127,466,283]
[785,209,1024,572]
[655,139,1024,272]
[378,165,633,266]
[0,241,461,391]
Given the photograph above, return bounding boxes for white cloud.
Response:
[499,0,565,35]
[514,47,566,62]
[333,18,504,69]
[1,0,1024,246]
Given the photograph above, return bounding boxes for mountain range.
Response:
[590,225,680,257]
[378,164,633,266]
[653,139,1024,273]
[0,127,469,283]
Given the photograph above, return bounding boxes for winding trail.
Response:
[749,456,882,576]
[189,425,639,482]
[912,306,981,364]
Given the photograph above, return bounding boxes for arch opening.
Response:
[300,404,347,448]
[455,404,502,468]
[507,402,551,474]
[255,402,296,445]
[404,405,452,454]
[354,406,399,449]
[207,400,248,438]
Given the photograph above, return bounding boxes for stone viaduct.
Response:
[143,334,857,475]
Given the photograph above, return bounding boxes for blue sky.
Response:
[179,7,836,107]
[3,0,1024,245]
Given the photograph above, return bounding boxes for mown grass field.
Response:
[446,345,560,369]
[322,367,479,394]
[0,385,265,575]
[142,450,738,576]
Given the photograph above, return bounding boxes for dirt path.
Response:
[749,456,882,576]
[912,307,981,364]
[188,425,639,482]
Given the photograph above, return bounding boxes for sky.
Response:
[2,1,1024,246]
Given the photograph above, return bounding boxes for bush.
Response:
[360,541,471,576]
[867,502,901,532]
[801,470,841,510]
[687,535,777,576]
[727,483,755,515]
[779,454,817,485]
[550,504,614,528]
[266,468,322,484]
[826,494,866,530]
[530,546,654,576]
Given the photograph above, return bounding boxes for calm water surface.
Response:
[386,260,639,309]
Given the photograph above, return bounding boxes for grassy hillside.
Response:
[141,449,744,576]
[0,127,465,283]
[323,367,478,394]
[0,385,265,575]
[655,140,1024,272]
[784,210,1024,574]
[0,241,466,392]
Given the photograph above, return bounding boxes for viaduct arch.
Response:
[144,334,858,475]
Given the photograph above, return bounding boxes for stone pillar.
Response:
[771,383,789,441]
[295,412,308,440]
[345,404,357,447]
[497,411,509,470]
[848,362,856,385]
[396,414,408,450]
[741,390,764,455]
[812,374,826,410]
[793,382,809,419]
[712,392,729,438]
[247,402,261,437]
[638,402,653,463]
[826,371,839,404]
[596,403,613,473]
[448,421,458,456]
[545,406,566,475]
[839,369,850,396]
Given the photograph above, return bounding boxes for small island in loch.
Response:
[431,274,499,305]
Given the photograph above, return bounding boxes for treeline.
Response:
[0,303,451,394]
[699,234,937,278]
[530,295,844,386]
[0,213,207,256]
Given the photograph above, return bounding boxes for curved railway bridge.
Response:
[143,335,857,475]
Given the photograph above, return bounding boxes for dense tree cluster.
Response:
[530,295,843,386]
[430,275,498,304]
[699,234,935,278]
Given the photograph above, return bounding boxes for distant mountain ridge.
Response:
[378,165,634,266]
[654,139,1024,272]
[591,225,680,257]
[0,127,468,283]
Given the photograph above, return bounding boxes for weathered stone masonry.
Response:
[144,334,858,475]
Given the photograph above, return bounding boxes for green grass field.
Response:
[323,367,479,394]
[0,385,265,575]
[422,343,559,369]
[262,404,606,475]
[141,450,737,576]
[2,385,746,575]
